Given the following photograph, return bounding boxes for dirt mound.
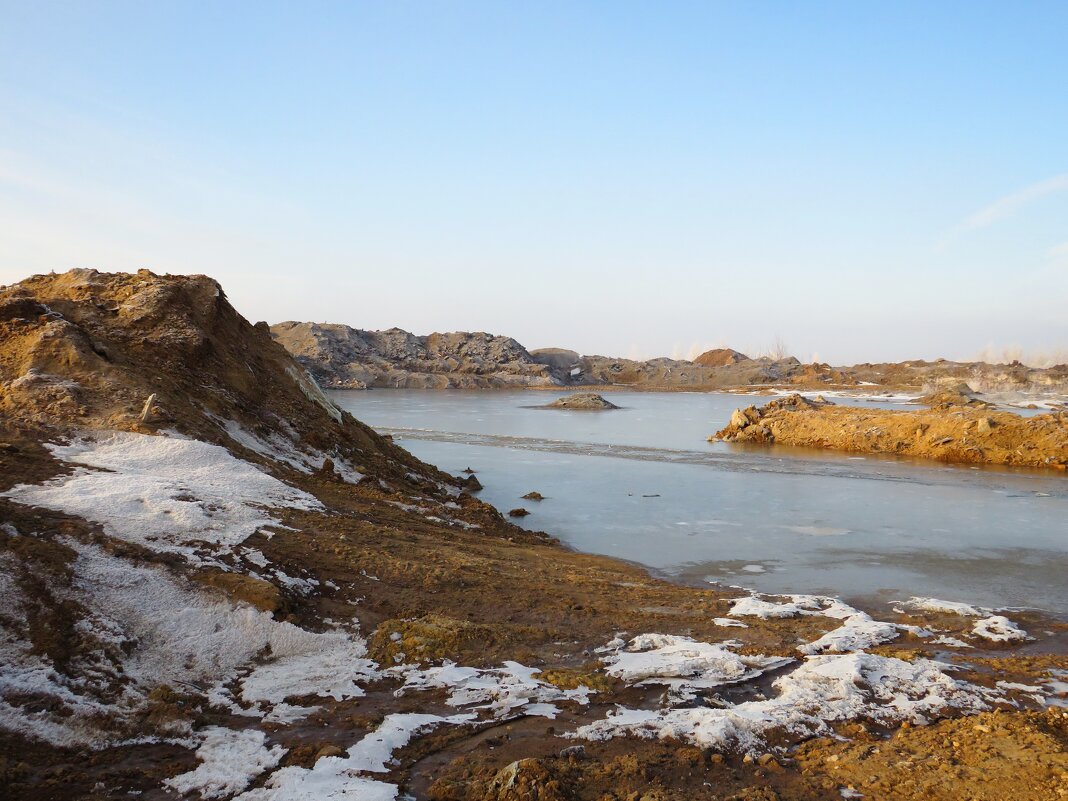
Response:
[713,394,1068,470]
[542,393,620,410]
[916,382,992,410]
[0,269,435,483]
[693,348,750,367]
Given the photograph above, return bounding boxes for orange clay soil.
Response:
[712,394,1068,471]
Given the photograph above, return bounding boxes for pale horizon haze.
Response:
[1,2,1066,365]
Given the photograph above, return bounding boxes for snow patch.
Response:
[236,713,472,800]
[571,653,998,754]
[972,615,1030,643]
[903,597,985,617]
[598,634,791,702]
[0,539,376,746]
[393,661,590,719]
[164,727,285,798]
[799,613,900,655]
[3,432,320,564]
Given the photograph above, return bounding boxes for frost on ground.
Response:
[212,415,363,483]
[900,598,1030,644]
[902,597,986,617]
[572,652,999,755]
[0,535,376,747]
[2,432,320,563]
[972,615,1030,643]
[393,661,591,719]
[729,594,904,655]
[598,634,791,702]
[164,727,285,799]
[235,713,473,801]
[798,612,901,655]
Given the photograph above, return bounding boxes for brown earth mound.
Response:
[713,393,1068,470]
[0,268,434,483]
[693,348,750,367]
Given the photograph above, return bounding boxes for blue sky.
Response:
[1,2,1065,364]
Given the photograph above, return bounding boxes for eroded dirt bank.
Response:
[713,394,1068,471]
[1,271,1066,801]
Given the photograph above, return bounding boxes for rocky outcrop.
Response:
[712,393,1068,470]
[270,322,563,389]
[916,383,991,411]
[270,322,821,391]
[541,393,620,410]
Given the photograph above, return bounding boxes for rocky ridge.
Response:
[270,322,561,389]
[272,321,1068,395]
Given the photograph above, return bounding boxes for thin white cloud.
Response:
[945,172,1068,243]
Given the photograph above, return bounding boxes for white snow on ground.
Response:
[713,618,747,628]
[216,417,324,474]
[393,661,590,719]
[903,597,985,616]
[1044,671,1068,708]
[285,366,343,423]
[241,641,378,706]
[798,613,901,655]
[972,615,1030,643]
[2,432,320,563]
[0,551,123,747]
[598,634,791,701]
[0,536,377,746]
[235,713,473,801]
[213,416,364,483]
[729,593,943,655]
[728,595,823,619]
[932,636,974,649]
[571,653,999,754]
[163,727,285,799]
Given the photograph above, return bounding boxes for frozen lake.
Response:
[332,389,1068,616]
